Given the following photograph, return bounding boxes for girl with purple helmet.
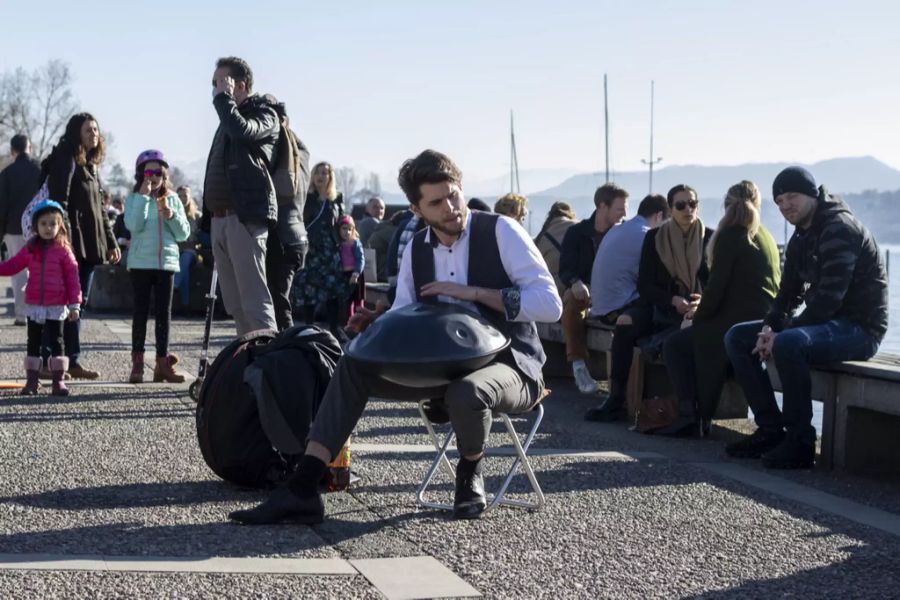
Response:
[124,150,191,383]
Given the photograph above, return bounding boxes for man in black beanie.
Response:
[723,166,887,468]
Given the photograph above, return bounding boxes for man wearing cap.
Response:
[203,56,279,335]
[724,166,887,469]
[228,149,562,524]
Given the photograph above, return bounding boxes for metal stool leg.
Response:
[416,401,546,513]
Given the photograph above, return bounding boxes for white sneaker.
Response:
[573,363,601,394]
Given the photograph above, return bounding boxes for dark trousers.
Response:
[309,357,540,458]
[662,326,698,418]
[609,304,655,391]
[130,269,174,357]
[266,236,308,331]
[45,260,93,364]
[29,319,63,357]
[725,319,880,445]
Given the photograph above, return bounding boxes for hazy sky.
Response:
[2,0,898,188]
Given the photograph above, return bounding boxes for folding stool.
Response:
[415,389,550,513]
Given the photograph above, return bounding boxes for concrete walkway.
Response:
[1,278,900,598]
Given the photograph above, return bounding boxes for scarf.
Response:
[654,217,705,295]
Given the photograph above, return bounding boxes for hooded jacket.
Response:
[0,240,82,306]
[124,192,191,272]
[0,153,42,235]
[204,92,280,225]
[764,187,888,342]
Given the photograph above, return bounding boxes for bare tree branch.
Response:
[0,60,78,158]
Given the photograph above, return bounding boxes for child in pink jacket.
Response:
[0,200,82,396]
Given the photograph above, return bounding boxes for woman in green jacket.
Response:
[659,180,781,436]
[124,150,190,384]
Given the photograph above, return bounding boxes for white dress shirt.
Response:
[392,212,563,323]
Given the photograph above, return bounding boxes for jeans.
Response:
[130,269,174,357]
[725,319,880,444]
[174,250,197,307]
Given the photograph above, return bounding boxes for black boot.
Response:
[453,456,486,520]
[229,456,326,525]
[761,430,815,469]
[725,428,785,459]
[584,380,626,422]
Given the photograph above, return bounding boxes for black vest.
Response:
[410,211,546,383]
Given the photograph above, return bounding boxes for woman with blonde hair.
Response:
[659,180,781,436]
[290,161,348,341]
[494,193,528,224]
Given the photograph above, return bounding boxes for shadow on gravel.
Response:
[0,519,325,557]
[0,389,187,408]
[1,480,259,510]
[0,407,194,423]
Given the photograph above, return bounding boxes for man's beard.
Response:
[424,208,467,237]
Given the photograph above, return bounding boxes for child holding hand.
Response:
[337,215,365,323]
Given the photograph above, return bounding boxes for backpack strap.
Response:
[410,228,437,304]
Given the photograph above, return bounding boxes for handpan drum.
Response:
[345,301,510,388]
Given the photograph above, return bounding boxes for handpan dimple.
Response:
[346,301,510,388]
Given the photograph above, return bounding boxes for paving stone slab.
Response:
[351,556,481,600]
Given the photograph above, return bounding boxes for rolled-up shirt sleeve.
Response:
[496,216,563,323]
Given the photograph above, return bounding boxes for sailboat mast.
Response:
[604,73,610,183]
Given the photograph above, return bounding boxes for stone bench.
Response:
[87,262,219,314]
[768,356,900,475]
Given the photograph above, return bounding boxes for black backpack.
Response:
[195,327,342,488]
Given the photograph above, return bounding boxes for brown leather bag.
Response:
[634,394,679,433]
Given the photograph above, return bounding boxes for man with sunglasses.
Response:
[724,167,887,469]
[203,56,279,335]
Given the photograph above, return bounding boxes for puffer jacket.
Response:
[205,92,280,225]
[765,186,888,342]
[0,240,82,306]
[124,192,191,272]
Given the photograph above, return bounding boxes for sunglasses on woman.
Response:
[674,199,699,211]
[144,168,164,178]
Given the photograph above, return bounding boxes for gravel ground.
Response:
[2,283,900,599]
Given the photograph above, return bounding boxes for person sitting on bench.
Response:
[724,167,887,469]
[229,149,562,524]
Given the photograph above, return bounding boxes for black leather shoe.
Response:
[761,438,815,469]
[453,461,486,520]
[228,486,324,525]
[584,397,625,422]
[725,428,785,459]
[422,399,450,424]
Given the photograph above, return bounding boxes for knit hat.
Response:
[772,166,818,201]
[337,215,354,227]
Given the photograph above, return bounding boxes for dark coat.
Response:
[43,147,117,265]
[637,226,713,325]
[764,187,888,342]
[558,211,602,288]
[206,93,280,225]
[691,225,781,417]
[0,153,42,235]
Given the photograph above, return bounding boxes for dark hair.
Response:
[62,113,105,167]
[133,161,173,201]
[593,182,629,208]
[637,194,670,218]
[467,198,491,212]
[397,149,462,205]
[666,184,698,207]
[537,201,576,238]
[390,209,410,226]
[10,134,28,154]
[216,56,254,92]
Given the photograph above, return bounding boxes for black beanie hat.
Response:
[772,166,818,201]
